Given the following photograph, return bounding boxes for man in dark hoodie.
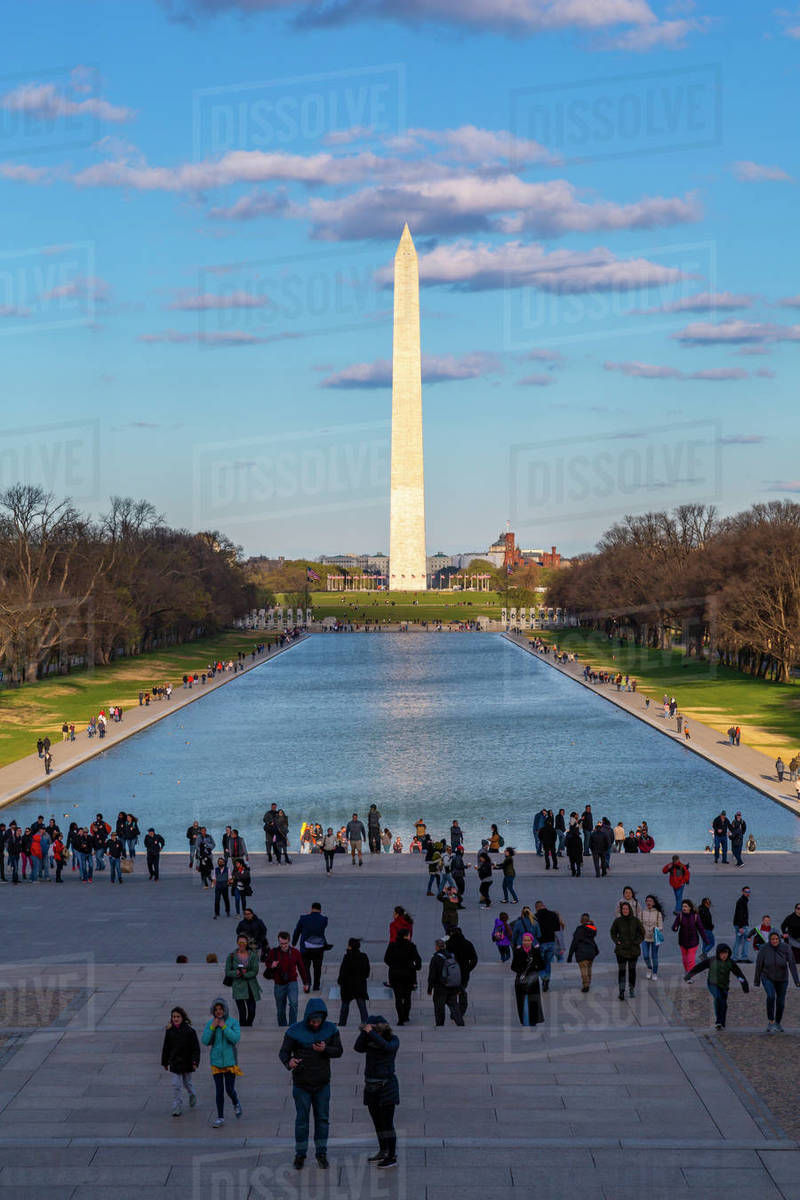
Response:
[685,943,749,1029]
[278,998,343,1170]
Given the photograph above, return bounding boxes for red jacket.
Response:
[266,946,309,986]
[389,914,413,943]
[663,861,690,888]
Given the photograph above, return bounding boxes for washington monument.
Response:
[389,224,427,591]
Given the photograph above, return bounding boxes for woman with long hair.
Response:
[510,932,545,1026]
[640,894,664,981]
[161,1006,200,1116]
[672,900,705,974]
[354,1015,399,1168]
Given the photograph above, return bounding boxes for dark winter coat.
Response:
[279,999,343,1091]
[754,941,800,986]
[337,949,370,1001]
[567,922,599,963]
[672,911,704,950]
[609,914,644,959]
[733,896,750,928]
[383,939,422,984]
[161,1023,200,1074]
[354,1015,399,1106]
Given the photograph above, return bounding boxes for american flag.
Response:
[306,566,320,582]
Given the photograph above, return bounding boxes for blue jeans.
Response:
[583,830,591,854]
[502,877,518,903]
[427,873,440,895]
[533,829,542,855]
[125,838,137,859]
[672,886,685,914]
[701,931,715,958]
[95,847,106,871]
[731,841,743,866]
[30,857,40,881]
[713,834,728,863]
[274,981,298,1026]
[557,831,565,855]
[110,858,122,883]
[642,941,660,973]
[732,928,749,959]
[540,942,555,981]
[708,983,728,1027]
[293,1083,330,1155]
[762,978,788,1024]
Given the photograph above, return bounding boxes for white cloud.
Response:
[778,294,800,308]
[731,160,793,183]
[41,275,111,303]
[515,372,554,386]
[139,328,301,345]
[674,320,800,345]
[167,290,271,310]
[634,290,752,314]
[0,163,51,183]
[0,81,133,124]
[320,350,503,388]
[604,360,750,380]
[384,239,690,293]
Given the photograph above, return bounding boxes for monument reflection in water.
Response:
[13,634,799,852]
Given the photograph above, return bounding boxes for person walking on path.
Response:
[367,805,382,855]
[213,859,231,919]
[510,932,545,1026]
[186,821,201,869]
[610,901,645,1001]
[293,902,329,991]
[533,901,563,994]
[263,804,279,863]
[107,834,123,884]
[698,898,715,958]
[565,824,583,876]
[712,812,732,864]
[662,855,691,914]
[346,813,367,866]
[389,907,413,943]
[567,914,599,992]
[354,1016,399,1169]
[337,938,370,1026]
[539,820,559,871]
[495,846,519,901]
[685,944,749,1029]
[445,928,478,1018]
[754,931,800,1033]
[780,903,800,964]
[672,900,705,974]
[640,894,664,981]
[225,935,261,1027]
[532,808,549,856]
[145,828,165,881]
[492,913,513,962]
[279,998,343,1170]
[425,842,443,896]
[321,828,337,874]
[733,887,752,962]
[476,850,493,907]
[581,806,593,855]
[265,932,310,1026]
[427,939,464,1027]
[776,756,786,783]
[161,1006,200,1116]
[384,928,422,1026]
[449,820,463,852]
[511,906,540,948]
[730,813,747,867]
[437,884,460,936]
[201,998,242,1128]
[236,908,268,960]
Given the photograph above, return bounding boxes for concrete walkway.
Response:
[1,854,799,1198]
[505,632,800,820]
[0,636,307,811]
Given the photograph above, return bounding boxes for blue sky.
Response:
[0,0,798,558]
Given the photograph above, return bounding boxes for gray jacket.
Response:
[754,941,800,986]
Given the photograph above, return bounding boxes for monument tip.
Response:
[398,222,415,249]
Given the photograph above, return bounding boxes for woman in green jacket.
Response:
[609,901,645,1001]
[225,934,262,1027]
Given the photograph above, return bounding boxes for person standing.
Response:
[292,902,329,991]
[613,822,625,853]
[672,900,705,974]
[389,907,413,943]
[107,834,123,884]
[685,944,749,1029]
[565,824,583,876]
[274,809,291,864]
[161,1006,200,1116]
[449,820,463,852]
[230,860,252,916]
[124,814,140,860]
[437,884,460,937]
[662,855,690,914]
[383,928,421,1026]
[730,813,747,867]
[711,812,732,864]
[532,808,549,856]
[354,1016,399,1169]
[214,858,231,919]
[539,821,558,871]
[367,805,382,855]
[202,998,242,1127]
[427,939,464,1027]
[510,932,545,1026]
[321,828,337,874]
[581,805,594,854]
[555,808,567,857]
[733,887,752,962]
[754,930,800,1033]
[698,897,715,958]
[610,901,644,1001]
[567,914,598,992]
[225,935,261,1027]
[235,908,268,959]
[263,804,279,863]
[776,756,786,783]
[492,913,513,963]
[589,823,609,878]
[265,932,310,1026]
[780,902,800,964]
[145,828,165,881]
[186,821,201,868]
[337,938,370,1026]
[640,894,664,981]
[346,813,367,866]
[279,998,343,1170]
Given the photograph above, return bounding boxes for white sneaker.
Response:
[645,970,652,980]
[212,1117,225,1127]
[651,974,658,982]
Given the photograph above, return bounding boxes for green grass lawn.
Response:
[537,628,800,757]
[0,631,276,768]
[307,589,507,623]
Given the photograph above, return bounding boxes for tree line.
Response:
[0,485,255,685]
[546,502,800,683]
